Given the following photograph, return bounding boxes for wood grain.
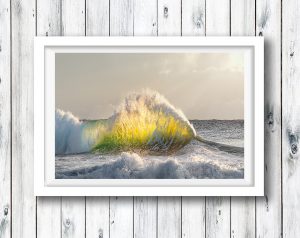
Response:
[282,0,300,237]
[230,1,256,237]
[157,2,182,237]
[11,0,36,237]
[61,197,85,238]
[86,0,109,36]
[256,0,282,237]
[182,0,205,35]
[182,197,205,238]
[109,1,134,236]
[2,0,290,237]
[37,197,61,238]
[157,0,181,35]
[110,197,133,238]
[60,1,86,237]
[0,0,10,237]
[85,1,110,238]
[205,1,231,237]
[36,1,62,237]
[86,197,109,238]
[157,197,181,238]
[133,2,158,238]
[110,0,133,36]
[134,197,157,238]
[181,1,206,237]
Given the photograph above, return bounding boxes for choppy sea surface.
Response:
[55,120,244,179]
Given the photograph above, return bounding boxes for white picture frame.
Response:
[34,37,264,196]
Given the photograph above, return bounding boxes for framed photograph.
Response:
[34,37,264,196]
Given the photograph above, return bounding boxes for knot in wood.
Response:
[164,6,168,18]
[98,228,103,238]
[3,206,8,216]
[291,143,298,155]
[267,112,274,129]
[195,17,202,28]
[65,218,71,227]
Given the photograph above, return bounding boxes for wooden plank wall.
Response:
[1,0,297,237]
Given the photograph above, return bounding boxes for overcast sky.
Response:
[56,52,244,120]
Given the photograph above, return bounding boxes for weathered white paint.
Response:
[134,197,157,238]
[0,0,10,237]
[86,197,110,238]
[110,0,133,36]
[181,2,206,237]
[109,2,134,237]
[12,0,36,237]
[133,0,157,36]
[182,197,205,238]
[1,0,292,236]
[110,197,133,238]
[157,2,182,237]
[158,197,181,238]
[37,197,61,238]
[256,0,282,237]
[85,1,110,238]
[282,0,300,237]
[86,0,109,36]
[36,1,62,237]
[182,0,205,35]
[60,1,86,238]
[205,1,231,237]
[133,2,158,238]
[61,197,85,238]
[230,1,256,237]
[158,0,181,35]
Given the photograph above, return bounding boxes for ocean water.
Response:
[55,120,244,179]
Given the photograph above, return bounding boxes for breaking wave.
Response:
[56,90,196,155]
[55,152,244,179]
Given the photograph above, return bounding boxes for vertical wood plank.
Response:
[36,0,61,36]
[37,197,61,238]
[110,197,133,238]
[133,1,158,237]
[0,0,11,237]
[230,197,255,238]
[182,197,205,238]
[256,0,282,237]
[60,1,86,238]
[134,197,157,238]
[62,197,85,238]
[85,1,110,238]
[157,197,181,238]
[62,0,85,36]
[206,198,230,238]
[205,1,231,237]
[110,0,134,36]
[282,0,300,237]
[133,0,157,36]
[206,0,230,36]
[182,0,205,36]
[11,0,36,237]
[157,0,181,35]
[86,0,109,36]
[86,197,109,238]
[230,1,256,237]
[157,1,182,237]
[109,2,134,238]
[181,1,206,237]
[231,0,255,36]
[36,1,62,237]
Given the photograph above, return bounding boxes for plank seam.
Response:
[280,0,283,236]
